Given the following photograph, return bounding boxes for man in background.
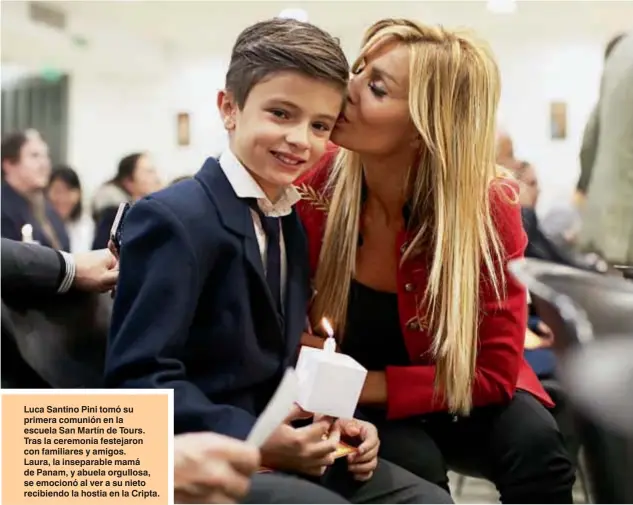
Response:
[577,32,633,263]
[575,33,626,200]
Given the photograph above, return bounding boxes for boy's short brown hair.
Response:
[226,18,349,108]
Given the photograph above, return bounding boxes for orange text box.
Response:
[2,392,169,505]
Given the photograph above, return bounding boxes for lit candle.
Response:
[321,317,336,353]
[21,224,34,243]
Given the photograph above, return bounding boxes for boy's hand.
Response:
[336,419,380,481]
[260,406,339,476]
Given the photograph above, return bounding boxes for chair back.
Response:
[510,258,633,350]
[563,338,633,504]
[510,258,633,503]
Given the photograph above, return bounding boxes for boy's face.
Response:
[218,71,343,200]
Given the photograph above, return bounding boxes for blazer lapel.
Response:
[194,158,282,342]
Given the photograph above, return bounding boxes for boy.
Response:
[105,18,450,505]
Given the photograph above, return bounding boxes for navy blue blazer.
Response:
[104,157,311,439]
[1,181,70,251]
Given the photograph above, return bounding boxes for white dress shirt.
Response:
[219,150,301,300]
[67,214,95,253]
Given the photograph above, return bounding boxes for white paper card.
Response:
[246,368,299,447]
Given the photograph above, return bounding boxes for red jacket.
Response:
[295,147,553,420]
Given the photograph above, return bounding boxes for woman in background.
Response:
[47,165,94,253]
[1,129,70,251]
[91,152,162,249]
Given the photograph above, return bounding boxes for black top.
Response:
[341,280,410,370]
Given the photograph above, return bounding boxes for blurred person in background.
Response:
[47,165,94,253]
[577,32,633,264]
[495,129,515,166]
[91,152,162,250]
[575,32,626,203]
[539,33,628,260]
[512,160,568,263]
[511,160,605,271]
[1,129,70,251]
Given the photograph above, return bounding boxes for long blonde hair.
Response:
[311,19,508,415]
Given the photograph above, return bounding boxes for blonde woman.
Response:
[297,19,574,503]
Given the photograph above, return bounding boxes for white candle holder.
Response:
[295,318,367,419]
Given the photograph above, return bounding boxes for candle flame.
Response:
[321,317,334,338]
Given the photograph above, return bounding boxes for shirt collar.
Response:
[219,149,300,218]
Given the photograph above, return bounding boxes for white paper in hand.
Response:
[246,368,299,447]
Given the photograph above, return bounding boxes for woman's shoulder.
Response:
[489,175,520,208]
[488,176,526,256]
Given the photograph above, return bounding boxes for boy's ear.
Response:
[217,90,237,131]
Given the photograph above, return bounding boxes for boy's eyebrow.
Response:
[267,99,339,123]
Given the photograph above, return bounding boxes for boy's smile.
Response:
[270,150,307,168]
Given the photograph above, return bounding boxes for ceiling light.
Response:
[486,0,517,14]
[277,8,309,22]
